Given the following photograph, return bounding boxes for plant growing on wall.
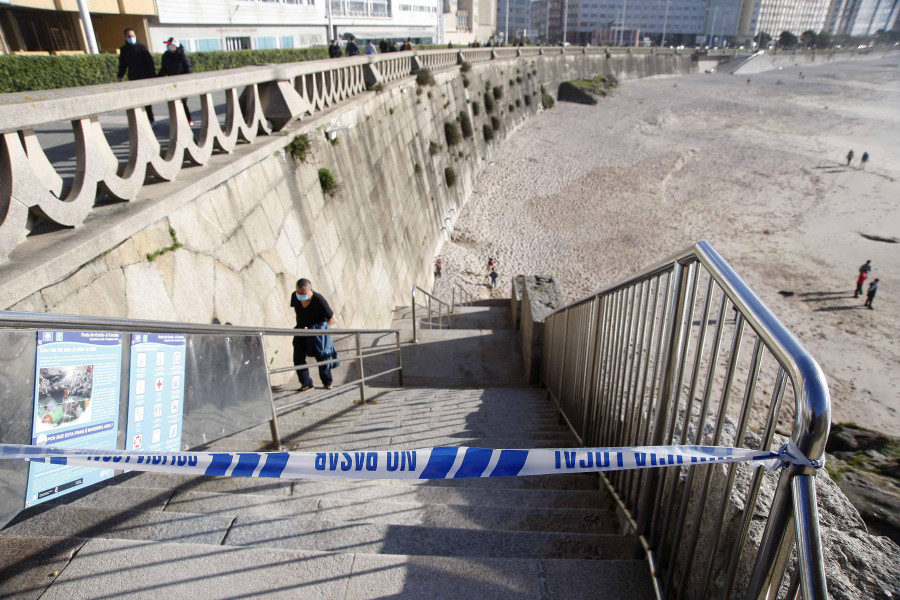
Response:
[414,162,423,174]
[318,168,339,196]
[460,61,472,73]
[483,93,494,114]
[491,116,501,131]
[542,93,555,109]
[444,167,457,187]
[287,133,310,162]
[444,121,461,146]
[493,86,503,100]
[458,111,473,138]
[508,103,514,112]
[524,94,531,106]
[415,67,436,86]
[482,124,494,141]
[429,141,441,155]
[472,101,481,116]
[367,82,384,93]
[146,227,183,262]
[462,76,470,88]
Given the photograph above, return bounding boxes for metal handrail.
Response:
[540,241,829,600]
[451,282,474,312]
[0,310,404,450]
[410,285,452,343]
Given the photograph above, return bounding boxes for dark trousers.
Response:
[293,336,333,387]
[864,292,876,308]
[855,282,864,297]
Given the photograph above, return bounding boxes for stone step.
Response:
[162,491,620,534]
[223,514,643,560]
[0,535,655,599]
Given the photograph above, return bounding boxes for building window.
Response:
[255,36,277,49]
[226,36,252,50]
[194,38,223,52]
[280,35,295,48]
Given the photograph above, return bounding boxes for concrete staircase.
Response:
[0,300,655,599]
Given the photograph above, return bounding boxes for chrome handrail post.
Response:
[411,285,419,343]
[745,467,798,600]
[452,284,456,313]
[259,333,283,451]
[355,331,366,404]
[396,330,404,386]
[793,474,828,599]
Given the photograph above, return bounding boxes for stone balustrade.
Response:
[0,44,707,264]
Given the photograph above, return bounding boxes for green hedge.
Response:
[0,47,330,94]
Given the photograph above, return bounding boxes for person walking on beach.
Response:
[489,269,499,288]
[856,260,872,297]
[846,150,854,166]
[860,152,869,169]
[291,278,339,391]
[864,278,879,309]
[117,28,156,124]
[158,38,194,125]
[487,257,496,272]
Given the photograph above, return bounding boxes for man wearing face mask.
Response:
[158,37,194,125]
[291,278,339,391]
[117,28,156,123]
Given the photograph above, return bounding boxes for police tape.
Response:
[0,442,821,480]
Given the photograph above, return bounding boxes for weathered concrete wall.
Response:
[4,52,694,380]
[518,276,564,385]
[727,49,889,74]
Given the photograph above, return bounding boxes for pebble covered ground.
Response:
[433,54,900,435]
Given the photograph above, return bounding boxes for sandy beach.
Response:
[434,55,900,436]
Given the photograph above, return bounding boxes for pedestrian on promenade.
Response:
[365,40,377,55]
[861,152,869,169]
[856,260,872,297]
[864,279,879,309]
[158,38,194,125]
[489,269,499,288]
[346,37,360,56]
[329,39,342,58]
[291,278,339,391]
[379,38,389,53]
[389,41,398,52]
[846,150,854,166]
[403,38,413,51]
[117,28,156,124]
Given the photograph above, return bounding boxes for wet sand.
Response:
[435,55,900,435]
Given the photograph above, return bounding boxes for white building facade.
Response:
[148,0,454,51]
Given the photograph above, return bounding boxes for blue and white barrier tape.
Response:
[0,442,820,480]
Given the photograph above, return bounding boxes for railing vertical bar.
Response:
[621,280,650,468]
[614,284,640,450]
[613,285,638,450]
[396,330,404,386]
[638,262,686,536]
[632,271,672,511]
[661,286,729,597]
[591,295,613,447]
[583,296,606,444]
[259,334,283,451]
[601,290,626,444]
[721,367,787,600]
[675,314,745,600]
[700,338,765,599]
[650,261,700,538]
[615,282,643,489]
[355,331,367,405]
[627,275,662,505]
[656,270,715,553]
[606,287,631,472]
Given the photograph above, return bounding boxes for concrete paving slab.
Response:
[345,553,542,599]
[111,472,292,496]
[225,516,641,559]
[37,537,354,600]
[542,558,657,600]
[0,535,86,600]
[41,484,173,513]
[1,506,232,546]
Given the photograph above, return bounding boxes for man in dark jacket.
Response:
[117,28,156,123]
[328,39,342,58]
[346,37,359,56]
[158,38,194,125]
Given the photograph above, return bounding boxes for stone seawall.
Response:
[4,52,693,380]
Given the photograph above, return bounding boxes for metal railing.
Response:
[0,311,403,451]
[410,285,452,343]
[541,241,829,600]
[451,282,474,312]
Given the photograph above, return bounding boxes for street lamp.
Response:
[661,0,670,46]
[620,0,628,46]
[75,0,99,54]
[505,0,510,44]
